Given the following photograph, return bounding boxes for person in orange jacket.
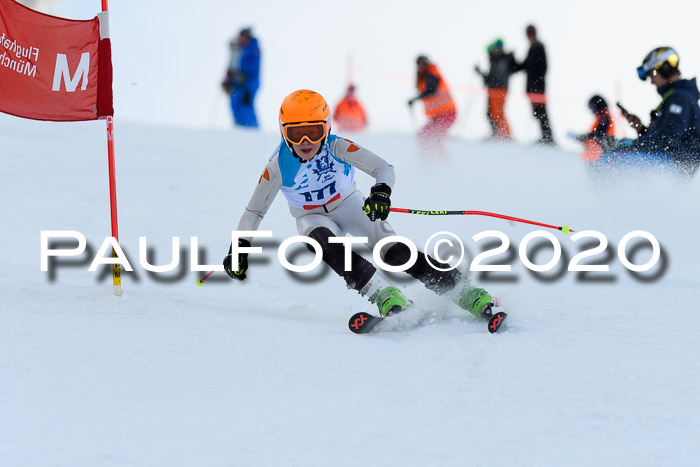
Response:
[568,95,616,162]
[408,55,457,158]
[333,84,368,132]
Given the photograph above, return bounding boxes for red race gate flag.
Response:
[0,0,113,121]
[1,0,120,296]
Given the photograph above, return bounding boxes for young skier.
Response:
[223,89,500,321]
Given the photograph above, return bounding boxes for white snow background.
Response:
[1,111,700,466]
[3,0,700,465]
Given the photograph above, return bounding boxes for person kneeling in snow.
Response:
[568,95,616,163]
[223,89,499,320]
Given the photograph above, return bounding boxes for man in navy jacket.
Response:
[622,47,700,176]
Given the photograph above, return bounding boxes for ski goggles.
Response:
[282,121,328,145]
[637,49,679,80]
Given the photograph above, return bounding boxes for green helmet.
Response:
[487,38,504,54]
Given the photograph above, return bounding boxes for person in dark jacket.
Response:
[475,38,516,140]
[514,25,554,145]
[620,47,700,176]
[222,27,260,128]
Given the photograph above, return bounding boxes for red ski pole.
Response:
[390,208,573,234]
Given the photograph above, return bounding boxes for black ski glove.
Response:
[223,239,251,280]
[363,183,392,222]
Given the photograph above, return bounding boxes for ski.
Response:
[348,306,441,334]
[348,309,507,334]
[348,312,384,334]
[487,311,508,333]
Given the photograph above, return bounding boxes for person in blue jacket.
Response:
[222,27,260,128]
[618,47,700,176]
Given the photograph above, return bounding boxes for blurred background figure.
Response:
[567,95,616,162]
[475,38,516,140]
[408,55,457,158]
[222,27,260,128]
[514,25,554,145]
[333,84,367,132]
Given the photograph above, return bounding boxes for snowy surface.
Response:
[2,114,700,466]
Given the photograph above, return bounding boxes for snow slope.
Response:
[1,114,700,466]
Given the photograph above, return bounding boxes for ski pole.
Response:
[390,208,574,234]
[196,270,215,286]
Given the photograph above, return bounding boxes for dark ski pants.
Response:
[307,227,458,294]
[526,92,553,143]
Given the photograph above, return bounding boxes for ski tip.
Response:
[348,312,380,334]
[488,311,508,334]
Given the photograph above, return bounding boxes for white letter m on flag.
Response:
[52,52,90,92]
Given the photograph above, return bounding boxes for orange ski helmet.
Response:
[279,90,331,146]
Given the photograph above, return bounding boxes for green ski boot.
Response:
[458,287,498,319]
[448,271,499,319]
[376,286,413,317]
[358,273,414,317]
